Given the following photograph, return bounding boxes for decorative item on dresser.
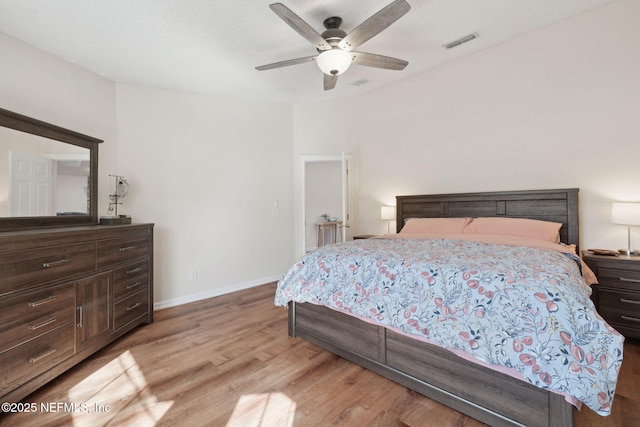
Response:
[0,223,154,403]
[583,251,640,339]
[99,174,132,225]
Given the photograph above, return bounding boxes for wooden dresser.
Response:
[583,251,640,339]
[0,223,153,403]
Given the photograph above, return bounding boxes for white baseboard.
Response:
[153,274,282,311]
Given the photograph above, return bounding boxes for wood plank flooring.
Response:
[1,282,638,426]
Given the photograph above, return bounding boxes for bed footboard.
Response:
[288,302,574,427]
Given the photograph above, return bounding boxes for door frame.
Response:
[297,154,354,257]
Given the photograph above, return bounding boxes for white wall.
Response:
[115,84,294,307]
[293,0,640,251]
[0,32,117,212]
[0,32,295,309]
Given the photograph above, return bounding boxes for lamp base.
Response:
[100,215,132,225]
[618,249,640,256]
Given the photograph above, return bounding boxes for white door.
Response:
[9,151,53,216]
[299,154,353,255]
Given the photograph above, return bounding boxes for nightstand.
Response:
[583,251,640,339]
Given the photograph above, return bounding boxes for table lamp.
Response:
[381,206,395,234]
[611,202,640,255]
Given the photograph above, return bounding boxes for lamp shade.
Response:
[381,206,395,221]
[611,202,640,225]
[316,49,352,76]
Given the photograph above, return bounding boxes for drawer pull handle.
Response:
[620,298,640,305]
[127,281,142,290]
[29,317,57,330]
[126,267,142,275]
[42,259,70,268]
[621,315,640,323]
[119,245,136,252]
[77,306,83,328]
[28,347,57,363]
[126,302,142,312]
[619,277,640,283]
[28,295,56,307]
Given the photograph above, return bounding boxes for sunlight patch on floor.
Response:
[68,350,173,426]
[227,393,296,427]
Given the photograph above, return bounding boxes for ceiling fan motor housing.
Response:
[321,17,347,48]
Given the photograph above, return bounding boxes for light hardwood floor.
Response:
[1,282,638,426]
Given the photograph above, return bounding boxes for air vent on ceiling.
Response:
[350,79,371,87]
[443,33,478,49]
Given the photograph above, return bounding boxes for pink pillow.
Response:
[463,217,562,243]
[401,217,471,234]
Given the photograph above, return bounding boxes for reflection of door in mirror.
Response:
[9,151,53,216]
[1,126,90,217]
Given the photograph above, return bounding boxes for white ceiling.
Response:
[0,0,615,104]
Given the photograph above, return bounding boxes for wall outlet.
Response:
[189,270,198,281]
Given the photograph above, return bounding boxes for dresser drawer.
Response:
[597,268,640,291]
[0,243,96,295]
[113,289,148,331]
[0,283,75,353]
[97,234,149,268]
[113,261,149,301]
[0,323,75,397]
[598,288,640,330]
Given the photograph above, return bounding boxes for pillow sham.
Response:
[400,217,471,234]
[463,217,562,243]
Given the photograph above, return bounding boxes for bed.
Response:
[275,188,624,427]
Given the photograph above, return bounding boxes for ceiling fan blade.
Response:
[256,55,317,71]
[324,73,338,91]
[351,52,408,70]
[269,3,331,51]
[339,0,410,51]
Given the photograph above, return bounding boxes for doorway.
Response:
[298,154,353,256]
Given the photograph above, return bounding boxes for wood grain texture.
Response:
[1,283,636,426]
[583,253,640,339]
[396,189,579,251]
[292,302,573,427]
[0,107,102,230]
[0,224,154,404]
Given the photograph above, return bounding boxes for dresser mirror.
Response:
[0,107,102,230]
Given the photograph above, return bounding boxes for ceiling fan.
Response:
[256,1,411,91]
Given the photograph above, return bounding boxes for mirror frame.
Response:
[0,107,102,230]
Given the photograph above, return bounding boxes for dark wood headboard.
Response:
[396,188,579,250]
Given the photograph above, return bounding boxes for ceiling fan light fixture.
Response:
[316,49,352,76]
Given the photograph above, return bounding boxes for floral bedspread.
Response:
[274,237,624,416]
